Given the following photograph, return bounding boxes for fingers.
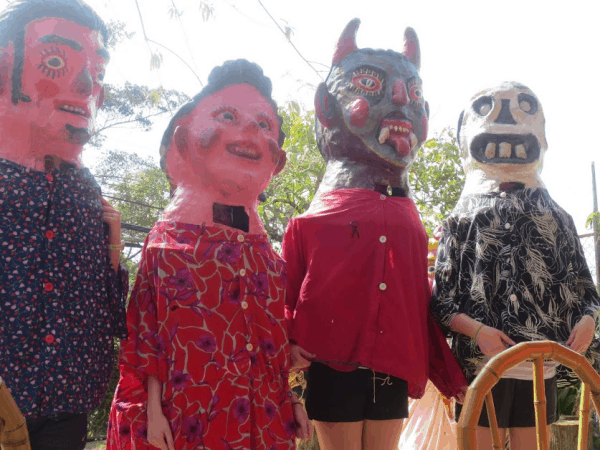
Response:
[165,429,175,450]
[299,348,316,359]
[499,332,516,346]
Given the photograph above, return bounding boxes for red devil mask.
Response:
[0,17,108,167]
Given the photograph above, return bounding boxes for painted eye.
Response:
[349,67,385,96]
[222,112,234,120]
[409,85,423,102]
[44,55,64,69]
[473,96,494,116]
[518,93,538,115]
[259,121,269,129]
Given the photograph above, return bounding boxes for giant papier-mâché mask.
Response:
[457,81,548,190]
[314,19,429,171]
[0,1,108,166]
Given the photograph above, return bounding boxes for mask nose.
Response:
[71,67,93,96]
[494,99,517,124]
[392,79,408,106]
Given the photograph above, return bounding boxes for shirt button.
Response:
[504,223,511,230]
[45,230,55,239]
[239,269,246,276]
[44,282,54,292]
[44,334,55,344]
[500,192,507,198]
[237,235,245,243]
[241,301,249,309]
[380,194,386,200]
[246,343,254,352]
[46,174,54,182]
[379,236,387,243]
[510,294,517,302]
[379,283,387,291]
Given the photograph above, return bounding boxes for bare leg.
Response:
[509,426,549,450]
[314,421,363,450]
[476,425,507,449]
[361,419,404,449]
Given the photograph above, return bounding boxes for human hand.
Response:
[455,385,468,404]
[292,401,313,440]
[566,315,596,354]
[290,344,315,371]
[476,326,516,356]
[147,410,175,450]
[101,197,121,245]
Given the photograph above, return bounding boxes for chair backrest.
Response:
[457,341,600,450]
[0,377,30,450]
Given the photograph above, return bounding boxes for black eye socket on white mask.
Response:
[518,93,538,115]
[472,96,494,116]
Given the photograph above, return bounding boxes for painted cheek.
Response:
[421,114,428,142]
[35,80,60,98]
[348,98,370,128]
[197,127,220,149]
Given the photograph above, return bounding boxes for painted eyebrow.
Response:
[39,34,83,51]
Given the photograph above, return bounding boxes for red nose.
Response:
[392,79,408,106]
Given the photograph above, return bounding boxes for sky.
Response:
[2,0,598,239]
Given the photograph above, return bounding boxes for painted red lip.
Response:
[55,101,91,118]
[378,120,415,157]
[225,141,262,161]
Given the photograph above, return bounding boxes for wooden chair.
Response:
[0,376,30,450]
[457,341,600,450]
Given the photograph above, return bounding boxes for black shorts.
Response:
[26,412,88,450]
[305,362,409,422]
[455,376,558,429]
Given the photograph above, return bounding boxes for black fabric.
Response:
[26,413,87,450]
[304,362,409,422]
[455,376,557,428]
[373,184,407,197]
[213,202,250,232]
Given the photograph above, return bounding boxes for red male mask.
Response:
[0,16,108,168]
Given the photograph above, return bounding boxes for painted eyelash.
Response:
[256,114,274,130]
[212,105,238,120]
[347,67,385,97]
[38,46,68,79]
[408,77,425,107]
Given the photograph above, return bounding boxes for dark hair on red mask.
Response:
[159,59,285,176]
[0,0,108,104]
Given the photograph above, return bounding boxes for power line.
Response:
[255,0,323,81]
[103,194,166,211]
[169,0,203,85]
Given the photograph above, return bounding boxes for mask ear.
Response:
[274,150,287,175]
[173,125,190,160]
[402,27,421,71]
[97,86,105,108]
[314,82,337,129]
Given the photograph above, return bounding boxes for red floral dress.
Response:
[107,222,296,449]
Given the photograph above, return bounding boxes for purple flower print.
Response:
[217,242,241,264]
[284,418,299,438]
[264,400,276,420]
[133,424,148,440]
[197,335,217,353]
[167,268,194,292]
[251,272,269,294]
[221,279,241,304]
[118,422,131,437]
[171,370,191,390]
[182,416,204,443]
[232,397,250,423]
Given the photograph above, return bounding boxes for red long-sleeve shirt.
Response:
[282,189,466,399]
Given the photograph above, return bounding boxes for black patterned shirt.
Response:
[0,158,127,418]
[431,187,600,381]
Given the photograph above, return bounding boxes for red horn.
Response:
[332,18,360,64]
[402,27,421,71]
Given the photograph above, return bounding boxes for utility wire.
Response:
[255,0,323,81]
[169,0,202,85]
[103,194,166,211]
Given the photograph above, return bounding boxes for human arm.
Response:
[290,392,312,440]
[147,375,174,450]
[289,344,315,371]
[101,197,123,272]
[450,313,515,356]
[566,315,596,353]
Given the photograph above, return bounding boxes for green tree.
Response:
[409,129,465,236]
[259,103,326,248]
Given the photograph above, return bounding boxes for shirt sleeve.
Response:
[119,239,168,384]
[106,262,128,340]
[564,215,600,327]
[281,219,306,341]
[430,218,463,334]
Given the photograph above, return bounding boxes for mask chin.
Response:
[65,124,91,146]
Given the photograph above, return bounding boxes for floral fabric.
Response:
[431,187,600,382]
[0,158,127,417]
[107,222,295,449]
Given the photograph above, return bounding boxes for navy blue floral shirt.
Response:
[0,158,127,418]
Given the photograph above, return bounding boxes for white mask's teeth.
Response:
[409,132,418,150]
[378,127,390,144]
[485,142,496,159]
[515,143,527,159]
[499,142,511,158]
